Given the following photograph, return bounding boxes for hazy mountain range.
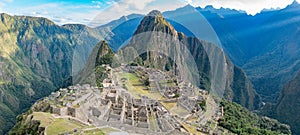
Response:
[0,1,300,134]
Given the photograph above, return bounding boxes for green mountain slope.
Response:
[272,70,300,135]
[124,10,261,110]
[0,9,261,134]
[0,13,102,133]
[78,10,260,111]
[74,40,115,86]
[10,39,290,135]
[219,100,290,135]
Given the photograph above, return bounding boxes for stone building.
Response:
[67,107,76,117]
[50,106,61,115]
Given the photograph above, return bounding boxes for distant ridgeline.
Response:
[78,10,261,111]
[1,2,298,134]
[9,9,291,134]
[0,6,260,134]
[72,10,289,134]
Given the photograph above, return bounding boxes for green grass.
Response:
[46,118,86,135]
[158,80,176,87]
[32,112,55,127]
[149,115,155,131]
[99,127,118,134]
[116,72,165,100]
[169,104,189,117]
[21,112,115,135]
[181,123,200,135]
[80,128,105,135]
[0,81,6,85]
[148,108,159,131]
[161,102,176,111]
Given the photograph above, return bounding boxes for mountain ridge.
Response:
[109,10,261,110]
[0,13,104,134]
[1,3,299,133]
[261,69,300,135]
[63,10,288,134]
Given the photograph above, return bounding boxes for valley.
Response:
[0,1,300,134]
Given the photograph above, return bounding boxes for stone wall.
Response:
[67,107,76,117]
[51,106,61,115]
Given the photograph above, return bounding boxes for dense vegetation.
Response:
[94,41,115,87]
[4,8,290,134]
[9,99,53,134]
[218,100,291,135]
[95,41,115,67]
[230,66,261,110]
[0,102,15,135]
[8,112,41,135]
[272,70,300,135]
[95,66,109,87]
[0,13,104,133]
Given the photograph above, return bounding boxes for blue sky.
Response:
[0,0,297,27]
[0,0,117,25]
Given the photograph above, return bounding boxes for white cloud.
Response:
[123,0,155,10]
[0,0,13,12]
[2,2,99,26]
[186,0,296,15]
[90,0,186,27]
[0,0,298,26]
[87,0,299,27]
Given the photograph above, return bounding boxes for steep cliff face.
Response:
[74,40,114,86]
[115,10,260,110]
[0,10,261,133]
[131,11,260,110]
[274,70,300,135]
[0,13,102,133]
[68,11,284,135]
[190,2,300,103]
[227,66,261,110]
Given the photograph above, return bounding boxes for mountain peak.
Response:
[292,0,299,5]
[286,0,300,9]
[95,40,114,66]
[133,10,177,36]
[147,10,163,17]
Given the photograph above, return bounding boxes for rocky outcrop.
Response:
[273,70,300,135]
[117,10,260,110]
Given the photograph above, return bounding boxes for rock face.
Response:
[191,1,300,103]
[8,9,293,135]
[76,10,261,112]
[0,13,102,133]
[0,9,260,133]
[101,10,260,110]
[74,40,114,86]
[273,70,300,135]
[163,4,300,134]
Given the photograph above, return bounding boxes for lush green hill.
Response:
[0,13,102,133]
[7,9,288,134]
[219,100,291,135]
